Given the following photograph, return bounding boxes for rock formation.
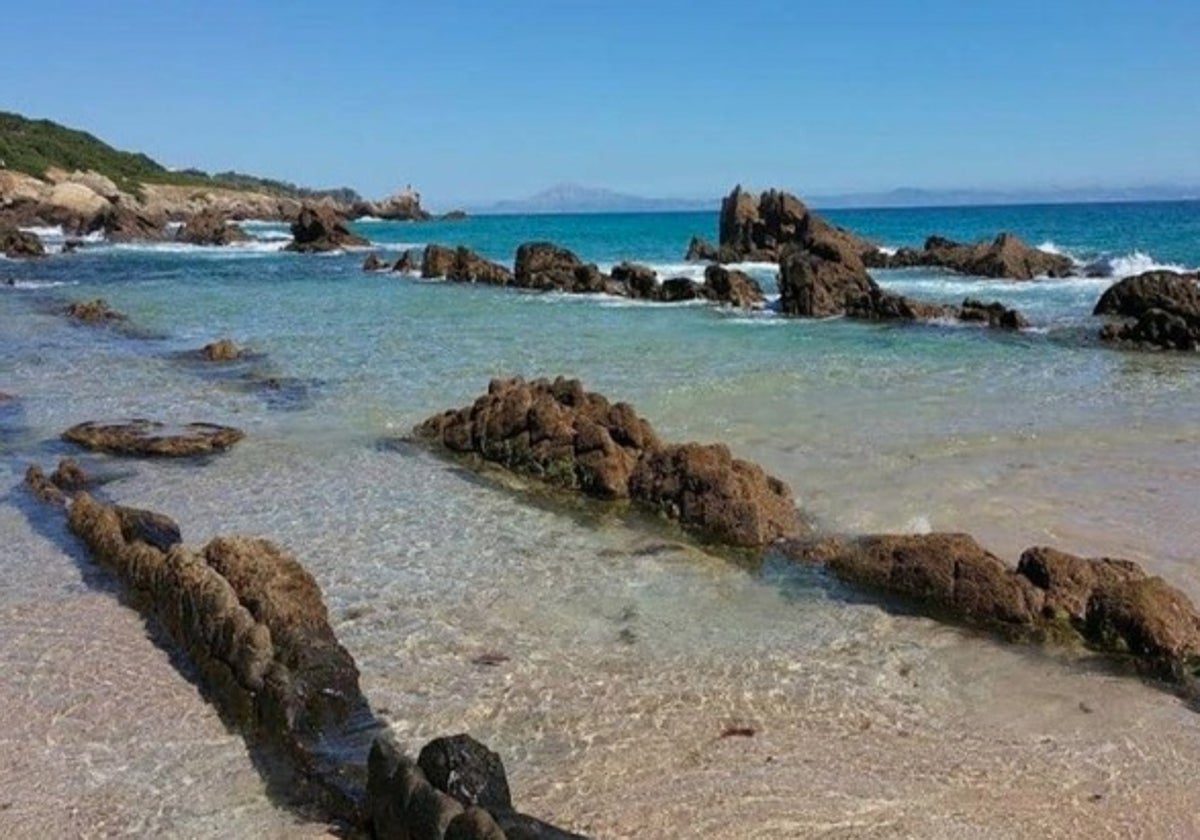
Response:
[611,262,659,299]
[285,204,370,253]
[1093,271,1200,350]
[64,298,127,323]
[414,377,802,548]
[362,252,387,271]
[869,233,1074,280]
[513,242,611,293]
[421,245,513,285]
[352,190,431,221]
[200,339,244,362]
[959,298,1029,330]
[25,462,586,837]
[702,265,765,308]
[1,226,45,258]
[92,203,168,242]
[62,419,245,457]
[175,208,250,246]
[785,534,1200,681]
[715,185,876,265]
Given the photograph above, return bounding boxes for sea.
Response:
[3,201,1200,838]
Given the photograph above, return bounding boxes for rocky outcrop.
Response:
[285,204,370,253]
[716,185,876,265]
[92,203,168,242]
[414,377,802,547]
[872,233,1074,280]
[64,298,127,323]
[1,226,45,257]
[62,419,244,457]
[660,277,702,302]
[175,208,250,246]
[611,262,659,299]
[25,463,586,837]
[684,235,720,262]
[422,245,513,285]
[776,248,876,318]
[1094,271,1200,350]
[392,248,421,273]
[200,339,244,362]
[513,242,609,293]
[701,264,764,309]
[959,298,1029,330]
[352,190,431,221]
[785,534,1200,680]
[363,252,387,271]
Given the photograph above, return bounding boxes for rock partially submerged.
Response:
[714,185,876,265]
[285,203,370,253]
[362,252,388,271]
[702,264,765,309]
[414,377,802,548]
[1094,271,1200,350]
[175,208,250,246]
[64,298,127,323]
[785,533,1200,681]
[92,203,168,242]
[422,245,513,285]
[869,233,1074,280]
[1,226,45,258]
[25,462,587,837]
[200,338,244,362]
[513,242,609,293]
[62,419,244,457]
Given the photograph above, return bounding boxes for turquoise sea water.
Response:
[4,201,1200,837]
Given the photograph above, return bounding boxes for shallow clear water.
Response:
[3,201,1200,838]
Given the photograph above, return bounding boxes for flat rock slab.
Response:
[62,419,244,457]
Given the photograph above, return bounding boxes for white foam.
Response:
[905,516,933,535]
[1097,251,1190,279]
[1036,240,1068,256]
[18,225,64,239]
[1,278,76,289]
[98,239,291,255]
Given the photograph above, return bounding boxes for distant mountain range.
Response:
[472,182,1200,215]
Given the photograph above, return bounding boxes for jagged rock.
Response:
[875,233,1074,280]
[611,262,658,299]
[354,190,431,221]
[362,253,386,271]
[445,808,507,840]
[660,277,701,302]
[92,203,168,242]
[629,443,798,547]
[701,264,764,309]
[175,208,250,246]
[200,339,243,362]
[393,248,421,273]
[415,377,801,547]
[684,236,720,262]
[64,298,127,323]
[422,245,513,285]
[776,249,875,317]
[285,204,369,253]
[513,242,608,292]
[1094,271,1200,350]
[1017,546,1146,623]
[418,736,512,812]
[62,419,244,457]
[1085,577,1200,679]
[716,185,875,264]
[959,298,1029,330]
[1,226,45,258]
[845,287,953,322]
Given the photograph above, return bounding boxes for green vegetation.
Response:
[0,111,360,202]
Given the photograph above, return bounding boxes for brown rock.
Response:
[1016,546,1146,622]
[92,204,168,242]
[876,233,1073,280]
[62,419,244,457]
[285,203,369,253]
[200,339,243,362]
[1,226,45,258]
[684,236,719,262]
[1093,272,1200,350]
[64,298,126,323]
[175,209,250,246]
[660,277,701,302]
[1085,577,1200,678]
[422,245,512,285]
[958,298,1029,330]
[393,248,421,273]
[611,262,658,299]
[362,252,387,271]
[715,185,876,264]
[776,250,875,318]
[702,265,765,309]
[513,242,609,292]
[629,442,799,547]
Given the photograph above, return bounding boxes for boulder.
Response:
[1084,577,1200,679]
[1093,272,1200,350]
[514,241,588,291]
[660,277,702,302]
[200,339,243,362]
[62,419,244,457]
[958,298,1029,330]
[611,262,659,299]
[415,377,802,548]
[715,185,876,264]
[362,252,387,271]
[92,203,168,242]
[628,442,798,547]
[874,233,1074,280]
[175,209,250,246]
[1,226,45,258]
[285,204,369,252]
[1016,546,1146,623]
[64,298,126,323]
[844,287,953,322]
[685,235,720,262]
[701,264,765,309]
[393,248,421,273]
[422,245,512,285]
[776,249,875,318]
[46,181,111,222]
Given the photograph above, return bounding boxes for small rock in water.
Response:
[471,652,510,667]
[720,725,757,738]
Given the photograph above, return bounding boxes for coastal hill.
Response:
[479,182,712,215]
[0,111,429,229]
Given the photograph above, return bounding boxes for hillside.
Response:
[0,111,359,202]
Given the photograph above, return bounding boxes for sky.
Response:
[2,0,1199,207]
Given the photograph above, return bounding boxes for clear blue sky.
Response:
[2,0,1198,206]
